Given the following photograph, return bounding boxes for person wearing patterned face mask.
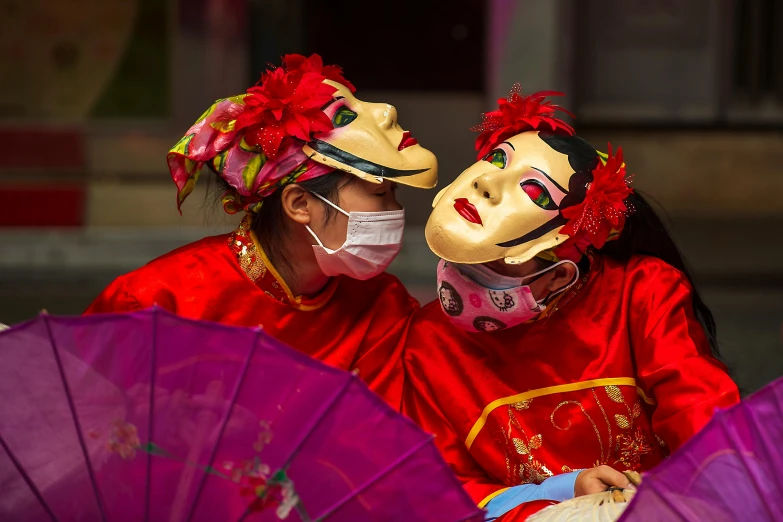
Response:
[86,54,437,408]
[402,86,739,520]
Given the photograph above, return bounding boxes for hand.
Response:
[574,466,632,496]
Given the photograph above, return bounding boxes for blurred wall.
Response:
[1,0,782,392]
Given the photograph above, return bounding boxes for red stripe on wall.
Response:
[0,185,85,227]
[0,130,85,168]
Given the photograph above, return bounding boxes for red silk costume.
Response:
[86,217,417,407]
[402,254,739,513]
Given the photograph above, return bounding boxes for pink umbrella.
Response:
[0,308,482,522]
[619,374,783,521]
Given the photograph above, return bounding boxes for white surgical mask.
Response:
[306,192,405,280]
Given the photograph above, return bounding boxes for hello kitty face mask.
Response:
[436,258,578,332]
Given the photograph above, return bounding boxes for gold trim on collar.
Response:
[229,215,338,311]
[251,231,298,303]
[247,228,338,311]
[465,377,638,450]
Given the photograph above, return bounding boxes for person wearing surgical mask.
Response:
[86,54,436,408]
[402,87,739,520]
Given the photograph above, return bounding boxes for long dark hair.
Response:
[207,164,351,276]
[539,132,720,357]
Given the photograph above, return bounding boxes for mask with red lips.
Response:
[425,85,632,267]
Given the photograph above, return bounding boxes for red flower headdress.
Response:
[282,53,355,93]
[234,54,353,159]
[472,83,575,159]
[560,144,634,251]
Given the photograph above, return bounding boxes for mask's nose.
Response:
[372,102,398,130]
[473,173,502,204]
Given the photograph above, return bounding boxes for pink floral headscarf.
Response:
[167,54,353,214]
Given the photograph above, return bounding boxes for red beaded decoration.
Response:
[234,54,351,159]
[560,144,634,250]
[472,84,575,159]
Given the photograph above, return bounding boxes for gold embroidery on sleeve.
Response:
[509,407,552,484]
[615,427,652,469]
[465,377,637,449]
[482,380,660,487]
[592,389,613,461]
[552,400,606,464]
[604,386,655,470]
[606,385,625,404]
[615,414,632,429]
[529,434,542,450]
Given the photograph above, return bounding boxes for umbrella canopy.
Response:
[0,308,482,522]
[620,374,783,522]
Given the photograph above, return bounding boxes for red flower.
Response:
[235,66,337,159]
[560,144,634,250]
[246,482,286,514]
[239,475,268,499]
[552,230,594,263]
[472,84,575,159]
[283,53,356,92]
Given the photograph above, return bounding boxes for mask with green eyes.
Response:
[426,130,589,265]
[301,80,438,189]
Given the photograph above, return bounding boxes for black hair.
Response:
[206,163,351,278]
[539,132,721,358]
[251,172,352,277]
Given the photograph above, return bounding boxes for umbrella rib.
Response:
[0,433,58,521]
[43,314,108,522]
[313,436,435,521]
[745,385,783,495]
[680,450,727,499]
[717,408,781,520]
[638,477,699,522]
[144,307,160,522]
[771,384,783,494]
[277,374,355,470]
[184,328,263,522]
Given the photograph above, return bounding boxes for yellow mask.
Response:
[302,81,438,189]
[426,130,599,265]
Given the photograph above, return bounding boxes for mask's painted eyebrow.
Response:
[502,141,516,150]
[320,96,345,111]
[531,166,568,194]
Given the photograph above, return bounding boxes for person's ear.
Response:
[281,185,313,225]
[546,262,577,293]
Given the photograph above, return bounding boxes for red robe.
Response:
[86,217,417,408]
[402,254,739,516]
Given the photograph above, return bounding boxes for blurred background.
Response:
[0,0,781,393]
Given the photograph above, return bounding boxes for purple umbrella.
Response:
[0,308,482,522]
[619,374,783,522]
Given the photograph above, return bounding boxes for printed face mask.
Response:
[436,258,578,332]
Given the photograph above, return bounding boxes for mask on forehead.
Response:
[425,85,634,265]
[167,54,437,215]
[302,80,437,189]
